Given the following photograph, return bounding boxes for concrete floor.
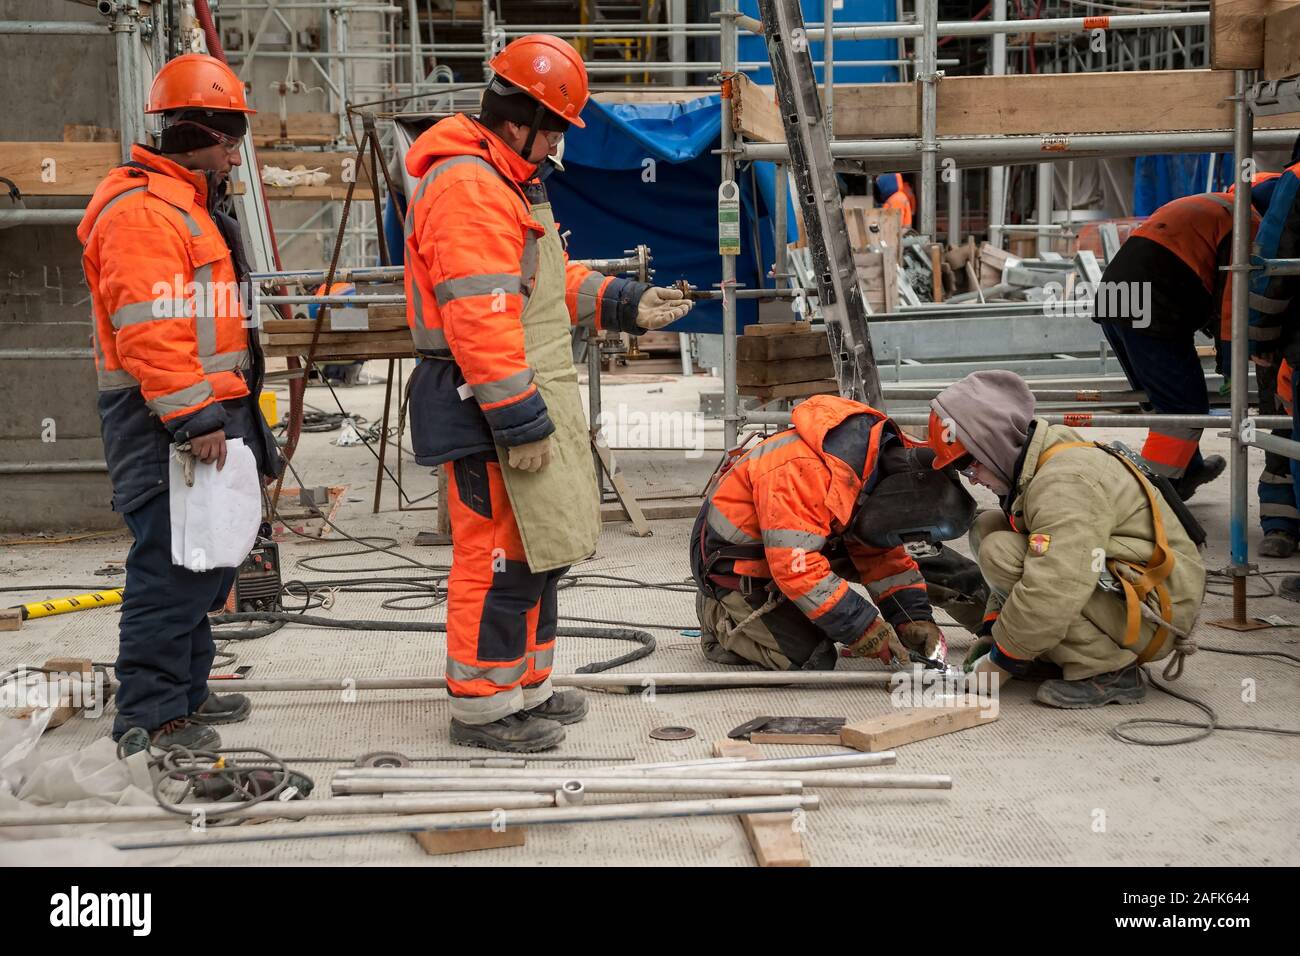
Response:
[3,364,1299,866]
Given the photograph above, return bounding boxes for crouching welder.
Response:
[929,371,1205,708]
[78,55,284,750]
[690,395,982,671]
[404,35,693,752]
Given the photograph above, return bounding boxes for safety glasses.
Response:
[168,119,244,152]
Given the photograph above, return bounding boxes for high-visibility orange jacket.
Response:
[1096,191,1259,340]
[691,396,932,643]
[78,145,281,512]
[403,113,649,461]
[883,191,913,229]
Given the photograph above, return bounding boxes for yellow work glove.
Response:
[506,437,552,474]
[841,617,908,663]
[636,286,694,330]
[897,620,944,660]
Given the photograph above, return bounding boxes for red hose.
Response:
[194,0,307,467]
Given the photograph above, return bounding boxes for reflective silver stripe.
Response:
[96,368,138,390]
[1260,471,1293,485]
[193,263,217,358]
[532,644,555,672]
[446,657,528,685]
[1260,504,1300,518]
[1151,426,1202,442]
[520,233,539,293]
[201,349,249,374]
[110,300,186,329]
[433,273,522,306]
[175,208,202,237]
[1202,194,1233,211]
[762,528,827,551]
[747,431,801,463]
[404,155,498,238]
[791,573,844,616]
[471,367,535,406]
[706,503,760,545]
[146,379,213,417]
[867,567,925,598]
[1249,325,1282,340]
[1250,293,1291,315]
[411,326,449,350]
[575,271,604,328]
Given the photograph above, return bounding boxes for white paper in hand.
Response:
[169,437,261,570]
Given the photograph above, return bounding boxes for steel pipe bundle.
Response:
[329,775,806,796]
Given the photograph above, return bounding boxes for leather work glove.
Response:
[841,617,908,663]
[506,437,553,474]
[897,620,944,660]
[636,286,694,330]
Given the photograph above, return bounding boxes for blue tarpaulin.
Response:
[1134,154,1234,216]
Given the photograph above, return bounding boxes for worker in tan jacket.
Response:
[927,371,1205,708]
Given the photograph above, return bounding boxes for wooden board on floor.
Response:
[712,739,809,867]
[750,731,844,745]
[736,356,837,387]
[0,608,21,632]
[840,703,997,752]
[1212,0,1299,69]
[737,332,829,362]
[1264,4,1300,79]
[413,826,526,856]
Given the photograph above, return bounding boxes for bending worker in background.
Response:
[875,173,914,229]
[78,55,283,750]
[929,371,1205,708]
[690,394,982,671]
[404,35,693,752]
[1092,191,1259,502]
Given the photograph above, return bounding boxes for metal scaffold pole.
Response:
[918,0,938,240]
[720,0,740,449]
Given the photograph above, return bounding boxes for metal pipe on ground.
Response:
[336,771,953,791]
[199,671,898,693]
[0,793,554,829]
[336,753,900,779]
[112,795,821,850]
[329,776,805,796]
[624,753,897,773]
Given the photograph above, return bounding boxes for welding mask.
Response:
[849,445,976,549]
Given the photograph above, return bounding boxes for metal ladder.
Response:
[756,0,884,408]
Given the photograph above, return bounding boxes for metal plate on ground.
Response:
[355,751,412,768]
[649,726,696,741]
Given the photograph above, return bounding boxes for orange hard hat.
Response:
[488,35,588,129]
[927,409,970,470]
[146,54,255,114]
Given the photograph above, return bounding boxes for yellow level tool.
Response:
[14,588,124,621]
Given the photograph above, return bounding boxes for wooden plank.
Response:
[0,608,23,632]
[259,184,376,201]
[0,142,119,196]
[1212,0,1299,69]
[840,704,996,752]
[731,73,785,143]
[63,124,118,143]
[736,355,837,386]
[737,379,839,400]
[712,739,810,867]
[257,149,378,188]
[1264,4,1300,79]
[824,83,919,138]
[594,87,716,105]
[251,112,339,146]
[737,332,829,361]
[412,826,526,856]
[750,731,844,745]
[742,320,811,337]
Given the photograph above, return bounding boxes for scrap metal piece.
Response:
[355,751,412,769]
[649,725,697,741]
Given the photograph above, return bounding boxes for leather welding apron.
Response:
[496,201,600,572]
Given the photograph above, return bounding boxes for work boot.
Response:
[525,689,589,725]
[1173,455,1226,502]
[1259,530,1298,559]
[1278,575,1300,604]
[117,718,222,755]
[799,640,839,671]
[1035,665,1146,709]
[701,636,751,666]
[190,691,251,725]
[450,712,565,753]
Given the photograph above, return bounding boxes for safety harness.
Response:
[1036,440,1196,676]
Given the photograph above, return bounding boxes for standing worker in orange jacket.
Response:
[77,55,284,751]
[690,395,980,671]
[876,173,914,229]
[1092,191,1259,500]
[404,35,694,752]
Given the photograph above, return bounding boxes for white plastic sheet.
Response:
[168,437,261,570]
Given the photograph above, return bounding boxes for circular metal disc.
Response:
[355,750,411,768]
[649,725,696,741]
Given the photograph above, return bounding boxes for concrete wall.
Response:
[0,0,122,532]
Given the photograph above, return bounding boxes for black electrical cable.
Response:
[1110,669,1300,747]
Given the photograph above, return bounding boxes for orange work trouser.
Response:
[443,455,565,725]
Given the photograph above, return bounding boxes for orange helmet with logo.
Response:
[927,409,969,470]
[489,35,589,129]
[146,54,255,114]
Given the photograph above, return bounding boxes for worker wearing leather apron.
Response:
[690,394,982,672]
[404,35,693,752]
[78,55,284,752]
[929,371,1205,708]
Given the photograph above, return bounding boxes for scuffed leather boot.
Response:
[524,689,589,725]
[450,712,566,753]
[190,691,251,725]
[1035,664,1146,709]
